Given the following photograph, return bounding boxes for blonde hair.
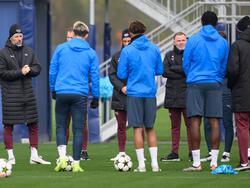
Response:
[73,21,89,37]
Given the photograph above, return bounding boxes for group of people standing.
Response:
[109,11,250,172]
[0,10,250,173]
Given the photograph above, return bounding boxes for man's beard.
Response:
[16,43,22,47]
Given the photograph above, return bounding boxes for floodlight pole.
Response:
[88,0,100,143]
[103,0,111,123]
[231,0,236,42]
[89,0,96,49]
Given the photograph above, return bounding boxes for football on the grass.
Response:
[114,154,132,172]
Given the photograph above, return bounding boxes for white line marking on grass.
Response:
[13,175,74,178]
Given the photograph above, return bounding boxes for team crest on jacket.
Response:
[171,55,174,62]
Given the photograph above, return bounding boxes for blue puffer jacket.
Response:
[183,25,229,84]
[117,35,163,97]
[49,38,99,97]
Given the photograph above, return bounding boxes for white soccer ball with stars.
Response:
[114,154,133,172]
[56,156,74,172]
[0,159,12,178]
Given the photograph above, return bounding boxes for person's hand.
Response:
[90,98,99,109]
[121,86,126,94]
[21,65,30,75]
[52,91,56,100]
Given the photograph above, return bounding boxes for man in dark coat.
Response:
[109,29,130,161]
[160,32,192,162]
[0,24,50,165]
[227,16,250,171]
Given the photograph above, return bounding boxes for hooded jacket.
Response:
[227,28,250,112]
[117,35,163,97]
[49,38,99,97]
[183,25,229,84]
[0,40,41,124]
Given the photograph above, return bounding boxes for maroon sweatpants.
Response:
[115,110,127,152]
[66,114,88,151]
[4,123,38,149]
[235,112,250,164]
[168,108,192,154]
[115,110,145,152]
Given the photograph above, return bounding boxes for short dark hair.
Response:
[173,32,186,40]
[128,20,146,35]
[201,11,218,27]
[67,27,73,33]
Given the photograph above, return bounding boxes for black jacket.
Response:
[108,51,127,111]
[0,40,41,124]
[162,46,187,109]
[227,28,250,112]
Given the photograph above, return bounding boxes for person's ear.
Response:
[84,34,89,39]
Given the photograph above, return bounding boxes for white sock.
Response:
[210,149,219,167]
[57,145,67,158]
[149,147,158,168]
[248,148,250,157]
[7,149,14,159]
[192,150,201,167]
[73,160,80,164]
[30,147,39,158]
[135,148,145,169]
[119,152,125,155]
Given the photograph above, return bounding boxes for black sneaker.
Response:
[200,153,212,162]
[81,150,90,161]
[221,152,230,162]
[189,153,193,162]
[160,152,180,162]
[234,164,250,171]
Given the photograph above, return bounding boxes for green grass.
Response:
[1,107,249,187]
[0,142,248,188]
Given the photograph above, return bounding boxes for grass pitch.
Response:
[0,108,249,188]
[0,143,249,188]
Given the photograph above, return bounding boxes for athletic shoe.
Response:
[81,150,90,161]
[110,153,122,161]
[30,156,51,165]
[160,152,180,162]
[0,172,6,177]
[189,153,193,162]
[152,166,161,172]
[134,166,146,172]
[54,157,67,172]
[200,153,212,162]
[248,148,250,161]
[221,152,230,162]
[210,165,217,171]
[183,165,202,172]
[234,164,250,171]
[72,163,84,172]
[8,157,16,165]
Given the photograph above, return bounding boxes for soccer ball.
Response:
[0,159,12,178]
[56,156,74,172]
[64,156,73,171]
[114,154,132,172]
